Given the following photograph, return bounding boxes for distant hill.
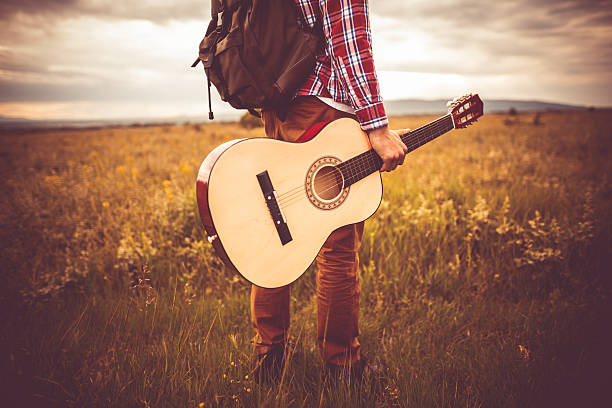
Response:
[0,99,599,130]
[0,113,242,130]
[0,115,35,123]
[384,99,589,116]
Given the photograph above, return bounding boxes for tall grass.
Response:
[1,111,611,407]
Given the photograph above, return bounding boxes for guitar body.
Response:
[196,118,382,288]
[196,94,484,288]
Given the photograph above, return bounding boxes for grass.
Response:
[1,110,611,407]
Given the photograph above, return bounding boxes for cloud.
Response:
[1,0,611,119]
[369,0,612,105]
[0,0,210,24]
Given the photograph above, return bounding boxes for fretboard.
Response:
[337,114,454,187]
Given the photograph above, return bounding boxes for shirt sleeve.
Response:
[322,0,389,131]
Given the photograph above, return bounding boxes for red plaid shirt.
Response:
[294,0,388,131]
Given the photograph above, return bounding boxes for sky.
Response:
[1,0,611,120]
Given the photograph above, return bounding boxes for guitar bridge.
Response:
[256,170,292,245]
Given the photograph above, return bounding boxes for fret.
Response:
[340,114,454,188]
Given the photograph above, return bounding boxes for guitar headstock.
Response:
[448,94,483,128]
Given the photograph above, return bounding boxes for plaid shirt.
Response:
[294,0,388,131]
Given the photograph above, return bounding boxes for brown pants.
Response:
[250,97,365,366]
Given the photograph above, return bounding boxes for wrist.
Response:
[367,125,389,139]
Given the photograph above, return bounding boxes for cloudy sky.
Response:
[1,0,611,120]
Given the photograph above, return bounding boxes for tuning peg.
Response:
[447,96,460,107]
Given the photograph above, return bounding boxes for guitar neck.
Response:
[337,114,455,187]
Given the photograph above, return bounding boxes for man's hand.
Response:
[367,126,410,172]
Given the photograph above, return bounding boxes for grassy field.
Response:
[1,110,611,407]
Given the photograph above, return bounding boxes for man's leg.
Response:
[250,285,290,356]
[251,96,362,366]
[316,222,364,367]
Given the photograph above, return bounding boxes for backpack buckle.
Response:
[216,11,223,33]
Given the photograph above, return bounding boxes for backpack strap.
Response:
[211,0,224,17]
[192,1,226,120]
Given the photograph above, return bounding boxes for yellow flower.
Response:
[198,403,205,408]
[162,180,171,188]
[518,344,531,360]
[102,201,110,208]
[44,175,62,187]
[179,162,192,175]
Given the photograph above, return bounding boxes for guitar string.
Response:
[278,122,449,209]
[277,118,451,207]
[275,117,451,207]
[283,117,446,198]
[276,116,449,201]
[279,139,450,209]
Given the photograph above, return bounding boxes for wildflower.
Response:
[179,162,192,175]
[469,195,490,224]
[518,344,531,360]
[116,165,127,175]
[102,201,110,208]
[44,175,62,187]
[199,403,205,408]
[163,180,174,200]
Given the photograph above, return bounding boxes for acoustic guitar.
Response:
[196,94,483,288]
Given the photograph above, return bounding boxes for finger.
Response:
[393,133,409,153]
[379,160,388,172]
[397,128,411,136]
[389,157,399,171]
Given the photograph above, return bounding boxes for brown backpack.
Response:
[192,0,321,119]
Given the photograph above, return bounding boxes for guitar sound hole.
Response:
[313,165,343,200]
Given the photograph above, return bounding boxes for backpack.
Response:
[191,0,321,119]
